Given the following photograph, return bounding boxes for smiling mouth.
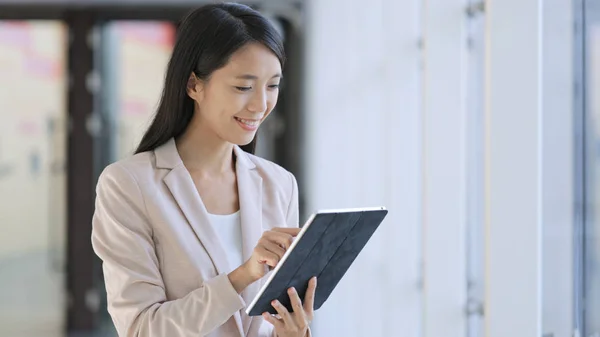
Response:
[234,117,261,127]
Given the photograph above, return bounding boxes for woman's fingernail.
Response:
[289,287,296,294]
[272,300,279,306]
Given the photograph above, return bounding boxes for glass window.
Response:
[97,21,176,163]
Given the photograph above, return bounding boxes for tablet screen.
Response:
[245,207,388,316]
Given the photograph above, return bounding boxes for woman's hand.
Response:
[229,227,301,294]
[243,227,301,281]
[263,276,317,337]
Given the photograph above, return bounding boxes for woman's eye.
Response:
[236,84,279,92]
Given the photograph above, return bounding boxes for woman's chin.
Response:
[230,133,257,147]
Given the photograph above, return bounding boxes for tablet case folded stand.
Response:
[247,208,388,316]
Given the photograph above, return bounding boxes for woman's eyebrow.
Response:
[235,73,283,80]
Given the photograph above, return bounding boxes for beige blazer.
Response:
[91,138,300,337]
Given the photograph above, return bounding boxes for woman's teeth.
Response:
[235,117,260,126]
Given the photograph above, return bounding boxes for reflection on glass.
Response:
[0,21,67,337]
[99,21,176,162]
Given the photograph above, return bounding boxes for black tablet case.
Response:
[247,208,388,316]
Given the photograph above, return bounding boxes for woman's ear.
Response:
[186,73,204,101]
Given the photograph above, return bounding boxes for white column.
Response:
[484,1,543,336]
[304,0,422,336]
[541,0,575,336]
[421,0,468,337]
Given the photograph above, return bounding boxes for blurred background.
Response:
[0,0,593,336]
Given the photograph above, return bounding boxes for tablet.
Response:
[245,206,388,316]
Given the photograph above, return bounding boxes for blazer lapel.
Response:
[156,139,245,337]
[162,165,232,275]
[163,165,246,337]
[154,139,230,276]
[155,140,264,337]
[234,146,267,335]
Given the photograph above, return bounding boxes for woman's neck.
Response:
[176,123,235,177]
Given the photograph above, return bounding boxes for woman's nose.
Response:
[247,90,268,113]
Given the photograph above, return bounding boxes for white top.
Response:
[208,211,244,272]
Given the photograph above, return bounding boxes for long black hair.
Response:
[135,3,286,155]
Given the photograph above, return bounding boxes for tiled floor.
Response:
[0,250,117,337]
[68,322,117,337]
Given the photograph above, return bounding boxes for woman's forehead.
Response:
[219,43,282,78]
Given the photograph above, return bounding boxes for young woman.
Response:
[91,3,316,337]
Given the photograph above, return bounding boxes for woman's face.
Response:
[187,42,282,146]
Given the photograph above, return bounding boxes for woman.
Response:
[91,3,316,337]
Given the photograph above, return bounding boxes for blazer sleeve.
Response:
[91,163,245,337]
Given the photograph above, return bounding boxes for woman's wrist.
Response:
[228,263,257,294]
